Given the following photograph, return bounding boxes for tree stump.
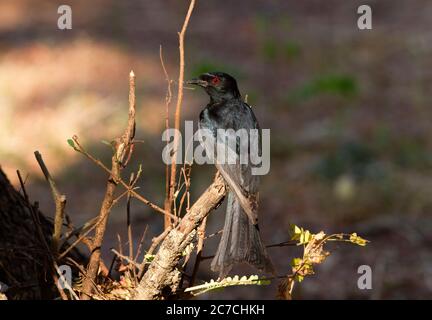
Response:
[0,166,83,299]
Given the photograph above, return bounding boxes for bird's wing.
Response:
[199,103,260,225]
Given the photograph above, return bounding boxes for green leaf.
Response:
[300,232,305,244]
[290,224,303,241]
[291,224,313,245]
[67,139,75,148]
[291,258,302,268]
[303,230,312,243]
[144,254,155,263]
[349,233,369,246]
[295,274,304,283]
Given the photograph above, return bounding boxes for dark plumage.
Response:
[187,72,274,277]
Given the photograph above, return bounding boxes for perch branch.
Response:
[137,226,173,280]
[133,173,226,300]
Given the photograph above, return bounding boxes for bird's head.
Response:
[186,72,241,102]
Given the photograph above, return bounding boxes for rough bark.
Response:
[0,167,83,299]
[133,173,226,300]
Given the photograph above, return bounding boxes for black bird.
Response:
[187,72,274,278]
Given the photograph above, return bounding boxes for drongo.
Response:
[187,72,274,277]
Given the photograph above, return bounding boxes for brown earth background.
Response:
[0,0,431,299]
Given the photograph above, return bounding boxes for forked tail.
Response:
[211,192,275,278]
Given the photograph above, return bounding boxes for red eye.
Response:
[211,76,220,85]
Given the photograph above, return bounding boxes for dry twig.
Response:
[16,170,68,300]
[80,71,137,299]
[71,135,177,222]
[34,151,67,256]
[168,0,196,222]
[160,45,174,230]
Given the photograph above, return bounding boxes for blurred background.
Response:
[0,0,431,299]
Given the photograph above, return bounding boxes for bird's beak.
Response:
[186,78,208,87]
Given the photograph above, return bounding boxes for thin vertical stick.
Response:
[134,225,148,262]
[16,170,29,200]
[127,173,134,262]
[117,234,123,257]
[168,0,196,224]
[160,45,173,230]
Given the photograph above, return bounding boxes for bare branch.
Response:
[160,45,174,230]
[168,0,196,222]
[34,151,67,256]
[71,135,178,222]
[16,170,29,201]
[127,173,134,263]
[133,173,226,300]
[137,226,173,280]
[111,249,142,271]
[58,217,100,260]
[81,70,138,299]
[134,225,148,262]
